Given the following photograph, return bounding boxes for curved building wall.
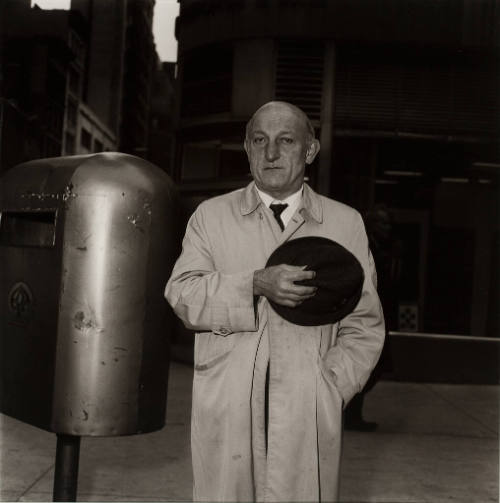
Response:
[175,0,499,188]
[173,0,500,341]
[176,0,499,54]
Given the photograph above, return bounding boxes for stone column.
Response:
[317,41,335,197]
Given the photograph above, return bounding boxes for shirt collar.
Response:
[254,185,303,209]
[240,181,323,223]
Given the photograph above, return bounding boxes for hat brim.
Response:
[265,236,364,326]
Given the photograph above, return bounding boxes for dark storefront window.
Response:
[486,231,500,336]
[425,227,475,334]
[369,138,498,337]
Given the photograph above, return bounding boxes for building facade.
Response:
[72,0,159,159]
[69,0,128,154]
[2,0,161,169]
[2,1,77,168]
[1,0,120,171]
[119,0,157,157]
[148,60,177,175]
[173,0,500,340]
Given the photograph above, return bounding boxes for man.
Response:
[165,101,385,502]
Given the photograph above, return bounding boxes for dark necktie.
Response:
[269,203,288,231]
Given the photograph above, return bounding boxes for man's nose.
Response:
[265,141,280,162]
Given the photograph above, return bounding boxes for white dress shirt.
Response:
[255,186,303,228]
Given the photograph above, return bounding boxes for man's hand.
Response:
[253,264,317,307]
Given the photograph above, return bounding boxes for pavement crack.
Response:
[422,383,498,436]
[17,462,55,501]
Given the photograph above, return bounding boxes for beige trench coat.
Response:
[165,182,385,502]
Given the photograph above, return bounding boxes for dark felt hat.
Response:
[265,236,365,326]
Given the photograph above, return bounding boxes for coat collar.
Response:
[240,181,323,224]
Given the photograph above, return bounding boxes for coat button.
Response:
[215,327,231,336]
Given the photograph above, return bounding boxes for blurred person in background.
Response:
[345,204,400,431]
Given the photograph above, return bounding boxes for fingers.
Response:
[289,289,317,303]
[279,299,303,307]
[274,264,317,303]
[291,284,317,296]
[280,264,316,282]
[273,277,317,308]
[254,264,318,308]
[278,292,315,307]
[276,289,316,303]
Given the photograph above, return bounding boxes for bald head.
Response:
[245,101,315,142]
[243,100,320,200]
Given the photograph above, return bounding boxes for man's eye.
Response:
[281,137,294,144]
[253,137,265,145]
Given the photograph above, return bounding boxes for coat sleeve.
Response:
[322,213,385,405]
[164,205,258,334]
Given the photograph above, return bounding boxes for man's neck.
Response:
[255,185,303,203]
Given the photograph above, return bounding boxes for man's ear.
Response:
[305,139,320,165]
[243,139,250,160]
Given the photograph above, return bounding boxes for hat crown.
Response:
[266,236,364,326]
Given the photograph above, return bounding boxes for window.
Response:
[181,142,249,181]
[182,144,218,180]
[94,139,103,152]
[65,132,75,154]
[219,148,250,178]
[68,66,81,96]
[66,98,78,128]
[44,136,61,158]
[80,128,91,150]
[181,43,233,117]
[47,65,66,102]
[69,31,85,67]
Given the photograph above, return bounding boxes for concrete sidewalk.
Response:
[1,362,498,502]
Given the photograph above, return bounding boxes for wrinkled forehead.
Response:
[248,103,310,137]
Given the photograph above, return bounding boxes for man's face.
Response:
[244,104,320,199]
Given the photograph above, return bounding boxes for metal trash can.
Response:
[0,152,178,438]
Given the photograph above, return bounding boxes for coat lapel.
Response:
[240,182,324,249]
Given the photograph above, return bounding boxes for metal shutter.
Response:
[275,40,324,121]
[335,50,499,137]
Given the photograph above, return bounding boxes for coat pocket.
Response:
[318,356,344,409]
[194,331,237,372]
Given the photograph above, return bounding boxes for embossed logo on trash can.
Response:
[8,282,34,323]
